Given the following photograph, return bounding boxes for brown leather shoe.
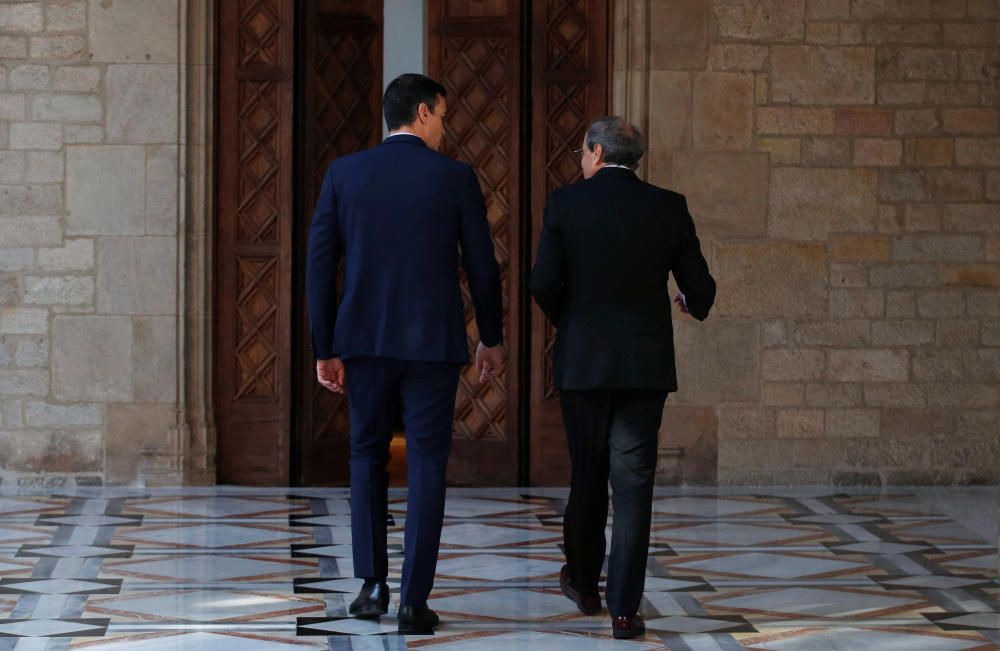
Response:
[612,614,645,639]
[559,565,602,615]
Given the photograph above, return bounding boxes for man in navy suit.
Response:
[306,73,505,634]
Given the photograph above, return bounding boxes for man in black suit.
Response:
[306,73,505,634]
[530,116,716,639]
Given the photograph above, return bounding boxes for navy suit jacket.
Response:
[306,134,503,364]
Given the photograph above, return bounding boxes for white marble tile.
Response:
[752,627,986,651]
[435,554,563,580]
[429,588,578,620]
[673,552,868,579]
[709,587,921,618]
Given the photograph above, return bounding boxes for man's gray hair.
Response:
[585,116,646,170]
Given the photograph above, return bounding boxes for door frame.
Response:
[213,0,612,486]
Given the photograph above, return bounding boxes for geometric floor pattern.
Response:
[0,486,994,649]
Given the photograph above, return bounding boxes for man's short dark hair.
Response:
[383,73,448,131]
[585,116,646,170]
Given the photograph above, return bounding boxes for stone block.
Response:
[830,235,891,262]
[802,138,850,166]
[827,409,879,437]
[14,339,46,367]
[106,65,178,144]
[0,431,101,473]
[38,239,93,272]
[762,382,805,406]
[762,349,826,381]
[943,22,996,45]
[26,151,64,183]
[892,235,983,262]
[708,44,769,71]
[670,318,758,405]
[917,290,965,317]
[133,316,177,403]
[96,238,177,315]
[715,242,828,318]
[770,168,877,240]
[772,46,875,104]
[827,349,909,381]
[853,138,901,166]
[52,315,132,401]
[943,265,1000,288]
[909,138,954,167]
[52,66,101,92]
[66,145,145,235]
[105,403,175,485]
[793,320,871,346]
[29,35,86,59]
[878,82,926,104]
[9,64,48,90]
[830,288,884,318]
[864,22,941,44]
[956,138,1000,166]
[0,308,47,335]
[9,122,62,150]
[872,320,935,345]
[31,94,101,122]
[864,383,926,407]
[88,0,178,63]
[943,108,999,134]
[877,47,958,80]
[927,170,983,202]
[757,107,835,134]
[24,401,102,428]
[835,108,892,135]
[715,0,806,41]
[692,72,753,151]
[22,276,93,306]
[895,110,939,136]
[648,71,691,152]
[777,408,825,438]
[879,170,926,202]
[672,151,768,237]
[0,217,62,246]
[937,319,980,346]
[718,407,777,439]
[870,264,940,288]
[0,370,48,396]
[805,382,863,407]
[46,1,86,31]
[658,405,718,484]
[0,3,43,32]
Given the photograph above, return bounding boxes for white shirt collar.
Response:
[385,130,419,139]
[601,163,632,170]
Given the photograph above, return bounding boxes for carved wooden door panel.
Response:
[294,0,383,486]
[427,0,522,484]
[215,0,295,484]
[529,0,609,485]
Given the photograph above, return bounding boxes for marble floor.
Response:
[0,485,995,650]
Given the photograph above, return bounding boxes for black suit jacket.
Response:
[529,167,716,392]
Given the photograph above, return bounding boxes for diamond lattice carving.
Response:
[239,0,281,65]
[440,35,513,441]
[237,81,280,242]
[235,256,279,398]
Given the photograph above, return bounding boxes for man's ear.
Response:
[417,102,430,123]
[592,143,603,164]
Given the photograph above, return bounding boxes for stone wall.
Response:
[617,0,1000,484]
[0,1,213,489]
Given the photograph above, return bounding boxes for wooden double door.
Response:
[214,0,609,486]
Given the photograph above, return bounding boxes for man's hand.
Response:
[475,342,505,384]
[316,358,346,393]
[674,292,690,315]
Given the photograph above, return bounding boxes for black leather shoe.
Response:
[349,580,390,619]
[559,565,602,615]
[397,604,439,634]
[612,614,645,639]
